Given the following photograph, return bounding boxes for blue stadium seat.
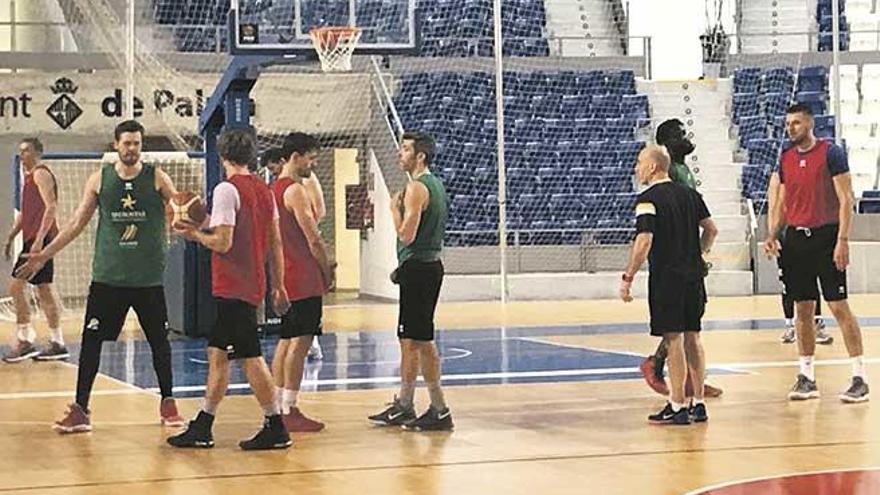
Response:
[732,93,759,123]
[796,91,828,116]
[517,193,551,224]
[538,167,569,195]
[545,118,578,142]
[746,139,782,165]
[568,168,603,194]
[601,169,634,194]
[591,95,623,119]
[507,167,536,197]
[738,116,767,145]
[617,140,645,168]
[798,66,828,92]
[814,114,836,139]
[606,70,636,95]
[604,119,636,142]
[532,94,562,118]
[579,71,607,94]
[621,94,649,120]
[574,118,605,143]
[762,92,792,117]
[761,67,795,94]
[734,67,762,93]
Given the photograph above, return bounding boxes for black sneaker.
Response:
[788,374,820,400]
[689,402,708,423]
[648,403,690,425]
[238,415,292,451]
[368,399,416,426]
[403,406,454,431]
[839,376,870,403]
[167,411,215,448]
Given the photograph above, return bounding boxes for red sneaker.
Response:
[283,407,325,432]
[160,398,185,427]
[53,403,91,434]
[640,356,669,396]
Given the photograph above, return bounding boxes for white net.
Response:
[310,27,363,72]
[35,152,204,309]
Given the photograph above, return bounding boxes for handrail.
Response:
[370,55,405,142]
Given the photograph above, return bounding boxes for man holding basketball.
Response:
[16,120,184,433]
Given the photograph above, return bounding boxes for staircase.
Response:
[639,79,753,296]
[544,0,626,57]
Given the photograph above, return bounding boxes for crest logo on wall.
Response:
[46,78,83,130]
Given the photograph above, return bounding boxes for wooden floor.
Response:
[0,294,878,495]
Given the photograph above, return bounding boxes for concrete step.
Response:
[705,242,752,271]
[713,214,752,243]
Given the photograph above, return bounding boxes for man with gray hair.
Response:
[620,145,718,425]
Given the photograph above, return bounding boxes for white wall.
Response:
[358,149,399,300]
[628,0,736,80]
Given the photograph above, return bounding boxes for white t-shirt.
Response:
[209,180,279,229]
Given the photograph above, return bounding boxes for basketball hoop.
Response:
[309,26,362,72]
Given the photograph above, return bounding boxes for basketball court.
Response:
[0,295,876,494]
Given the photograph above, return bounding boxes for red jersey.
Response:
[21,166,58,242]
[779,139,849,228]
[211,174,276,307]
[271,178,325,301]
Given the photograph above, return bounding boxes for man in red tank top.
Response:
[269,132,332,433]
[168,129,293,450]
[764,103,869,404]
[3,138,67,363]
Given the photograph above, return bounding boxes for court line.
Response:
[682,466,880,495]
[3,439,880,493]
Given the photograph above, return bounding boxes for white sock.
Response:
[281,388,298,414]
[852,356,866,379]
[49,327,64,345]
[669,400,685,412]
[785,318,793,327]
[16,324,35,343]
[275,386,284,409]
[692,398,705,406]
[799,356,815,381]
[201,400,219,415]
[261,401,280,417]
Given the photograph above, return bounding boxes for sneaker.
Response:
[53,403,91,434]
[238,415,292,451]
[839,376,870,403]
[33,341,70,361]
[167,411,214,448]
[3,340,39,363]
[307,339,323,361]
[160,398,185,427]
[788,374,820,400]
[640,356,669,396]
[368,399,416,426]
[402,406,454,431]
[689,402,708,423]
[815,319,833,345]
[780,324,796,344]
[283,407,325,432]
[648,403,690,425]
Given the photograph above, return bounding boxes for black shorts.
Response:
[279,297,323,339]
[12,238,54,285]
[209,298,262,359]
[397,260,444,342]
[648,273,706,336]
[781,224,847,302]
[83,283,168,341]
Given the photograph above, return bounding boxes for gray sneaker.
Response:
[780,324,796,344]
[839,377,870,403]
[815,319,833,345]
[34,342,70,361]
[788,374,820,400]
[3,340,39,363]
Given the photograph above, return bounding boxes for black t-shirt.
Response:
[635,180,711,280]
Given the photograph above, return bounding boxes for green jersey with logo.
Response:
[92,163,166,287]
[397,173,448,266]
[670,161,697,190]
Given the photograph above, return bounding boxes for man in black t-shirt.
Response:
[620,145,718,425]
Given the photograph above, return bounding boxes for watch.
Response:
[622,273,634,283]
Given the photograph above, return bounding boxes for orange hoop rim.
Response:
[309,26,362,46]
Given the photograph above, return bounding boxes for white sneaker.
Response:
[780,324,796,344]
[815,319,833,345]
[308,338,323,361]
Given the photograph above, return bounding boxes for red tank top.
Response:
[780,140,839,228]
[21,166,58,242]
[211,174,275,307]
[271,178,325,301]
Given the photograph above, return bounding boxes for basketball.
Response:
[166,191,206,228]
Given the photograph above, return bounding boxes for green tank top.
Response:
[397,172,447,266]
[92,163,166,287]
[670,161,697,190]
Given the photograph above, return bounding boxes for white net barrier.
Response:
[39,153,204,309]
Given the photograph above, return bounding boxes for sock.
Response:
[281,388,298,414]
[692,398,705,406]
[201,400,219,415]
[669,400,685,412]
[49,327,64,345]
[398,381,416,407]
[799,356,815,381]
[427,381,447,411]
[784,318,793,327]
[16,324,35,343]
[262,400,280,417]
[275,387,283,410]
[852,356,866,379]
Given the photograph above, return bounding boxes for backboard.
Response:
[230,0,418,55]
